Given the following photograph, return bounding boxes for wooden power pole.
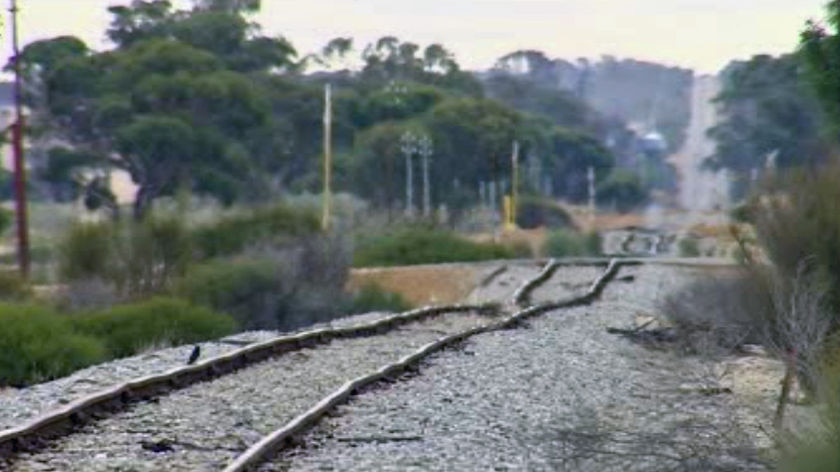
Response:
[10,0,30,278]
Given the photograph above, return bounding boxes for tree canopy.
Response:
[15,0,634,221]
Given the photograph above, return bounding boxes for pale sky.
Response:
[2,0,831,74]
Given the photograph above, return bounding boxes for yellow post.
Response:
[322,84,332,231]
[503,195,514,232]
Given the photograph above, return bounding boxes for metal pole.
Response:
[587,166,596,231]
[422,154,430,217]
[401,132,415,216]
[419,135,432,218]
[321,84,332,231]
[405,152,413,216]
[511,141,519,228]
[10,0,30,278]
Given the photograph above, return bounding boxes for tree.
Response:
[597,170,648,213]
[707,54,827,197]
[801,2,840,134]
[106,0,174,48]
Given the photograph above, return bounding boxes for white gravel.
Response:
[466,263,545,305]
[6,310,501,471]
[267,265,770,472]
[0,260,527,437]
[0,311,399,432]
[528,265,605,304]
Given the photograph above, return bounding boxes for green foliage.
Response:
[597,170,648,213]
[516,196,573,229]
[543,229,600,258]
[678,238,702,258]
[0,271,33,301]
[73,297,236,358]
[59,222,114,281]
[191,204,320,259]
[38,2,292,214]
[750,165,840,315]
[344,284,413,314]
[0,304,106,386]
[353,228,516,267]
[59,215,192,296]
[174,258,287,330]
[708,54,827,197]
[801,3,840,134]
[0,207,13,236]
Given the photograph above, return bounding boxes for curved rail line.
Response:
[223,259,627,472]
[0,257,591,463]
[0,302,499,459]
[0,258,731,468]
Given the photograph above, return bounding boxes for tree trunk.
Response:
[133,186,150,221]
[774,350,796,432]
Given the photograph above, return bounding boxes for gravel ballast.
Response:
[267,265,771,471]
[0,260,523,437]
[6,309,502,471]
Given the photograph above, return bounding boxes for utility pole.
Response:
[419,135,432,218]
[321,84,332,231]
[400,132,416,217]
[10,0,29,278]
[587,166,596,231]
[510,141,519,229]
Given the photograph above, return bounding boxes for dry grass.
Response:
[347,264,488,305]
[467,227,546,257]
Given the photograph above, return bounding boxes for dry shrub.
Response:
[660,270,769,354]
[175,234,351,331]
[59,214,191,297]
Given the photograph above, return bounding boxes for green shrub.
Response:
[597,170,649,213]
[751,165,840,315]
[678,238,701,258]
[192,204,320,259]
[516,196,573,229]
[543,229,600,257]
[0,304,106,386]
[178,235,350,331]
[0,207,13,236]
[353,228,515,267]
[58,215,191,296]
[0,271,32,300]
[174,259,289,330]
[59,222,114,281]
[117,215,192,295]
[73,297,236,358]
[344,284,413,314]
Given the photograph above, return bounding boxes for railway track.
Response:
[0,259,611,471]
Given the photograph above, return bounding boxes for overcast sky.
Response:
[3,0,831,74]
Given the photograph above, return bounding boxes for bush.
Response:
[192,204,320,259]
[58,215,192,296]
[660,273,769,353]
[516,196,573,229]
[0,271,32,300]
[176,234,351,331]
[72,297,236,358]
[543,229,600,258]
[59,222,114,281]
[116,215,193,295]
[175,259,290,330]
[0,304,105,386]
[0,207,13,236]
[344,284,413,314]
[597,170,649,213]
[353,228,516,267]
[749,165,840,316]
[678,237,701,258]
